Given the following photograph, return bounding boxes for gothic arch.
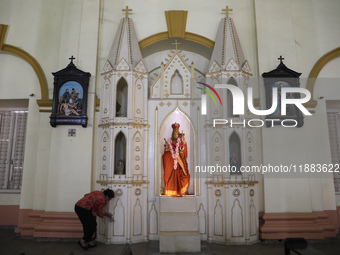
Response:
[113,198,125,236]
[114,131,127,174]
[116,77,128,117]
[160,106,196,135]
[170,69,183,95]
[229,131,241,171]
[159,106,196,195]
[227,77,238,86]
[306,47,340,109]
[0,24,48,100]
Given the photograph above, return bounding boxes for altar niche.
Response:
[170,69,184,95]
[229,131,241,175]
[114,131,126,175]
[116,77,128,117]
[160,109,195,196]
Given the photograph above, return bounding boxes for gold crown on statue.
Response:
[171,122,180,130]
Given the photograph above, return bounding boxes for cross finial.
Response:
[278,55,284,63]
[69,55,75,62]
[122,6,132,18]
[222,5,233,18]
[172,40,181,51]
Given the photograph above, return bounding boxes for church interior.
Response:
[0,0,340,253]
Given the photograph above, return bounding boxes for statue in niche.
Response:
[163,122,190,196]
[116,160,125,175]
[230,152,241,175]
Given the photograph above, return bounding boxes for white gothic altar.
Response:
[95,11,260,247]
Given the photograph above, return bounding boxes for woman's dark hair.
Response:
[104,189,115,199]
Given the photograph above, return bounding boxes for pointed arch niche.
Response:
[229,132,241,175]
[116,78,128,117]
[114,131,126,175]
[170,70,183,95]
[227,77,238,117]
[159,107,195,195]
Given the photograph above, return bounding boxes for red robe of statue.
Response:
[163,139,190,196]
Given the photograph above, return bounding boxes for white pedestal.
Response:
[159,197,201,253]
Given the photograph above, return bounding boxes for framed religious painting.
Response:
[50,56,91,127]
[262,56,304,127]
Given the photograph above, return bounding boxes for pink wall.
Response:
[260,210,339,240]
[0,205,19,226]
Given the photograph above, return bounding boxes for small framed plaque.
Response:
[50,56,91,127]
[262,56,304,127]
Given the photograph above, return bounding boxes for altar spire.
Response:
[209,12,246,69]
[106,12,142,69]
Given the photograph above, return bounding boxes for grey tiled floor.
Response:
[1,228,340,255]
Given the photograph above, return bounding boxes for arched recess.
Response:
[159,107,196,195]
[0,25,48,100]
[116,77,128,117]
[170,70,183,95]
[114,131,126,175]
[229,131,241,175]
[306,47,340,109]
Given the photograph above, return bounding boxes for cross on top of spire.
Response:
[172,40,181,51]
[222,5,233,18]
[69,55,75,62]
[278,55,284,63]
[122,6,132,18]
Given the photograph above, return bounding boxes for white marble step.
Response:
[160,212,198,232]
[160,196,196,213]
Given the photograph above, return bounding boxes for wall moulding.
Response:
[138,10,214,50]
[139,32,214,51]
[0,24,48,101]
[306,47,340,110]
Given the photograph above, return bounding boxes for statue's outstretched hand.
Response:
[164,138,169,149]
